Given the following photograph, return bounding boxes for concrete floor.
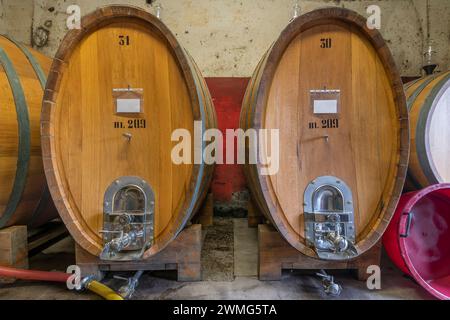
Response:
[0,218,434,300]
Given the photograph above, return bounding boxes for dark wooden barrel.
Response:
[41,6,216,260]
[404,71,450,190]
[241,8,409,260]
[0,35,57,229]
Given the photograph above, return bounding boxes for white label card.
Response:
[313,99,338,114]
[116,98,141,113]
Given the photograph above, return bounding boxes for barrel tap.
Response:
[100,229,144,260]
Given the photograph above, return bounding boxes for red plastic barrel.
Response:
[383,184,450,300]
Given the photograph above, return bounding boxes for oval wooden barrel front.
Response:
[241,8,409,260]
[41,6,216,259]
[0,35,57,229]
[405,71,450,190]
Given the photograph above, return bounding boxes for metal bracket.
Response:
[100,177,155,261]
[310,88,341,115]
[114,270,144,299]
[316,270,342,296]
[304,176,357,260]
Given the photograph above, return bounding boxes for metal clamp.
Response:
[114,270,144,299]
[78,275,97,292]
[316,270,342,296]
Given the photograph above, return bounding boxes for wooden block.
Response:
[0,226,28,283]
[258,224,382,281]
[76,224,202,281]
[248,199,264,228]
[194,193,214,227]
[0,226,28,268]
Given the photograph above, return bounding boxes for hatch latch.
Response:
[100,177,154,261]
[304,176,357,260]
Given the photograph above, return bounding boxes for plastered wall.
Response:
[1,0,449,76]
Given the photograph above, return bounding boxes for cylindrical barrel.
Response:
[383,184,450,300]
[0,35,57,229]
[241,8,409,260]
[41,6,216,260]
[404,71,450,190]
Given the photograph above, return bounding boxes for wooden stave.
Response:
[240,49,275,227]
[241,8,409,259]
[0,35,57,229]
[184,50,217,217]
[40,6,216,258]
[405,71,450,190]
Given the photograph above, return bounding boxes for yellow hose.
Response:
[85,280,124,300]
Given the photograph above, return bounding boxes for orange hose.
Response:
[0,266,69,283]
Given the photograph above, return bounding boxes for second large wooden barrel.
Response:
[0,35,57,229]
[241,8,409,260]
[404,71,450,190]
[41,6,216,260]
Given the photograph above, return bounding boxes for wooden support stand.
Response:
[247,199,264,228]
[28,222,69,257]
[0,226,28,283]
[193,193,214,227]
[76,224,202,281]
[0,222,69,283]
[258,224,382,281]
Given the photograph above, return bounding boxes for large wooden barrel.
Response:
[241,8,409,260]
[404,71,450,190]
[41,6,216,261]
[0,35,57,229]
